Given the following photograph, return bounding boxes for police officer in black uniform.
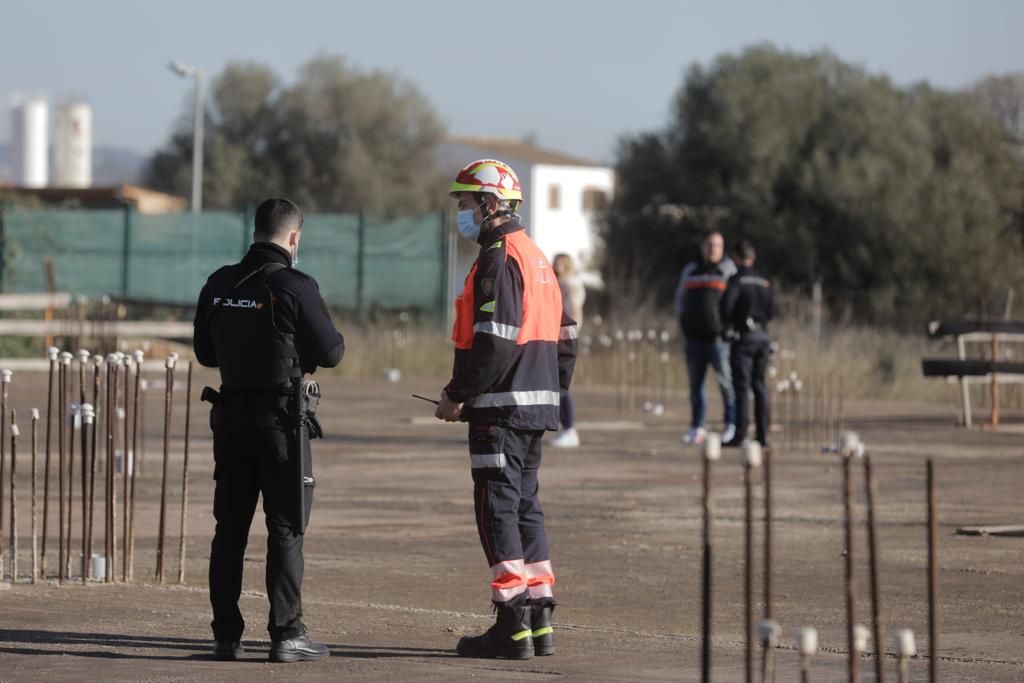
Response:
[193,198,344,662]
[721,240,773,447]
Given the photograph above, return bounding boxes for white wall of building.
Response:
[528,164,614,272]
[11,97,49,188]
[54,100,92,187]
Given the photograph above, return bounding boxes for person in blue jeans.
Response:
[674,230,737,445]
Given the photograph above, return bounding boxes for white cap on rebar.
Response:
[758,620,781,647]
[789,370,799,382]
[169,352,179,362]
[10,424,19,437]
[93,354,104,367]
[660,330,671,343]
[133,350,145,364]
[853,623,870,653]
[702,433,721,461]
[60,352,73,366]
[839,431,864,458]
[1,369,12,383]
[77,349,90,363]
[797,627,818,656]
[166,355,177,369]
[48,346,60,361]
[106,353,118,365]
[895,629,916,657]
[743,440,763,468]
[31,408,39,420]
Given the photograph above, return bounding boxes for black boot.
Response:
[269,633,330,663]
[456,602,535,660]
[531,601,556,656]
[213,640,244,661]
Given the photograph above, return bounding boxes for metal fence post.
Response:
[356,209,366,326]
[121,203,133,297]
[241,205,253,259]
[0,199,8,293]
[438,209,449,329]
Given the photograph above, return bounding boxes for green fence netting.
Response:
[0,207,449,322]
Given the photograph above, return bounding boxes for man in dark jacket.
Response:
[721,240,774,447]
[194,198,344,663]
[674,230,737,445]
[436,159,577,660]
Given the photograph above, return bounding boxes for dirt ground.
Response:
[1,366,1022,682]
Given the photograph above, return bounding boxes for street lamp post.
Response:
[168,61,204,213]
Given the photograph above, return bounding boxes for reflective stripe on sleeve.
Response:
[559,325,578,340]
[469,390,560,408]
[473,321,521,341]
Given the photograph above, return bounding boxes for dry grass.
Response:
[324,317,1024,412]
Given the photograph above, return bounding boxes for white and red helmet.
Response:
[449,159,523,202]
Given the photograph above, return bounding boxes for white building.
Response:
[10,97,49,188]
[439,136,614,300]
[54,100,92,188]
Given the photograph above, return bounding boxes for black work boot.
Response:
[530,601,556,656]
[456,602,535,660]
[269,633,330,663]
[213,640,244,661]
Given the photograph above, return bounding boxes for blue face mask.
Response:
[456,209,481,243]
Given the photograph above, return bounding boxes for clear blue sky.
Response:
[2,0,1021,163]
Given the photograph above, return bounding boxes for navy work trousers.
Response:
[468,424,554,605]
[730,331,772,445]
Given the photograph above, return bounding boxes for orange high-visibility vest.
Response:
[453,230,562,349]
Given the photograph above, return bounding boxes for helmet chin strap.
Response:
[477,196,515,230]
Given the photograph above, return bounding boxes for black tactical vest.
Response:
[206,263,303,392]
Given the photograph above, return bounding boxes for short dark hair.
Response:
[736,240,756,261]
[254,198,303,242]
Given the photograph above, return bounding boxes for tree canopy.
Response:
[145,56,447,217]
[604,46,1024,325]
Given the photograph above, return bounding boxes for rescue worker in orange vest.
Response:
[436,159,578,660]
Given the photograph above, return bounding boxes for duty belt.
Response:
[201,386,291,409]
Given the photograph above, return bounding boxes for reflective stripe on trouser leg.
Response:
[526,559,555,600]
[470,425,551,604]
[490,559,528,603]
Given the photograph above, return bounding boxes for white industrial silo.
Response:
[10,97,49,187]
[54,100,92,187]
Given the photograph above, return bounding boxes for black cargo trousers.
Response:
[208,399,315,642]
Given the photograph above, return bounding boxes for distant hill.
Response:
[0,142,147,186]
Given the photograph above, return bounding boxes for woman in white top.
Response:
[551,253,585,448]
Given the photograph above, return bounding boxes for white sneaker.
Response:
[550,428,580,448]
[721,424,736,443]
[682,427,707,445]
